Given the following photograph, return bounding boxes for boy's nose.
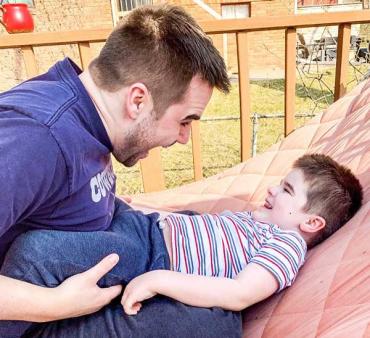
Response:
[268,185,279,196]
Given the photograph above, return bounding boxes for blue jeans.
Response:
[0,199,242,338]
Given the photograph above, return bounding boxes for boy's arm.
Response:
[122,263,279,314]
[0,254,122,321]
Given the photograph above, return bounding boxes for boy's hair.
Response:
[89,5,230,117]
[293,154,363,248]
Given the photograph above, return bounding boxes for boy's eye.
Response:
[284,187,291,194]
[181,121,191,127]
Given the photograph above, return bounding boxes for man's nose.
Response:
[177,124,191,144]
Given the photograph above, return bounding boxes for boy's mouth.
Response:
[264,200,273,209]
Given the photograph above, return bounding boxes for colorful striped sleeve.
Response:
[250,231,307,292]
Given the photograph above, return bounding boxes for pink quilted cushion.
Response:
[132,78,369,337]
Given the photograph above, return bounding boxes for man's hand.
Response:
[121,272,157,315]
[0,253,122,322]
[52,253,123,320]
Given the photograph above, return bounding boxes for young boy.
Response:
[119,153,363,315]
[0,153,363,325]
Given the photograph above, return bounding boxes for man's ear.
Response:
[125,83,151,120]
[299,215,326,234]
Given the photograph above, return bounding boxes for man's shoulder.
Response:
[0,115,66,185]
[0,58,86,128]
[0,112,59,149]
[0,79,77,128]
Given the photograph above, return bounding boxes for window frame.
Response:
[110,0,153,25]
[297,0,362,8]
[221,2,251,19]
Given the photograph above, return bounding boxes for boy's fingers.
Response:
[123,299,141,315]
[85,254,120,282]
[121,291,127,304]
[134,303,142,312]
[130,302,142,315]
[122,294,133,314]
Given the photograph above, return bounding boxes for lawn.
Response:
[114,64,369,195]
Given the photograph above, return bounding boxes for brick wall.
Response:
[1,0,293,92]
[0,0,113,91]
[171,0,292,78]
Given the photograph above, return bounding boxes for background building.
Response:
[0,0,367,91]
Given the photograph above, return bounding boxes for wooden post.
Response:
[191,120,203,181]
[21,46,38,77]
[139,147,165,192]
[285,27,296,136]
[236,31,251,162]
[78,42,93,70]
[334,23,351,101]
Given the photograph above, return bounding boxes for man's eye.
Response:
[284,188,291,194]
[181,121,191,127]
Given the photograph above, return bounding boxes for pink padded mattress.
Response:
[132,79,370,337]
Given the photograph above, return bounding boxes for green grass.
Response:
[114,64,369,195]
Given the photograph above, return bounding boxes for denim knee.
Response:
[1,230,53,284]
[0,229,123,288]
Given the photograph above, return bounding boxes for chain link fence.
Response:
[114,112,317,195]
[114,23,370,195]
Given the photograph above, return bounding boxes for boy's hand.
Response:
[121,272,158,315]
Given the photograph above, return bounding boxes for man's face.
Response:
[252,169,311,230]
[113,76,213,167]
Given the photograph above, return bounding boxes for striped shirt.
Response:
[164,211,307,292]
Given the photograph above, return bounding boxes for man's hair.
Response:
[89,5,230,116]
[293,154,363,248]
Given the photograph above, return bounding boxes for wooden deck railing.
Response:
[0,10,369,192]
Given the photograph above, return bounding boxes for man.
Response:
[0,5,241,338]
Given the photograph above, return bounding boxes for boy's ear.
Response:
[125,83,151,120]
[299,215,326,234]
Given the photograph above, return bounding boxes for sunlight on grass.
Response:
[114,65,368,195]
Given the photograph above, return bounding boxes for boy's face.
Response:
[252,168,311,230]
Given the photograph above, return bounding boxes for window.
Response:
[4,0,34,6]
[297,0,362,7]
[221,3,250,19]
[297,0,336,6]
[111,0,153,25]
[118,0,153,12]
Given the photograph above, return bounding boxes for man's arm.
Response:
[0,254,122,322]
[121,263,278,314]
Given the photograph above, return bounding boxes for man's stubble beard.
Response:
[112,111,157,167]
